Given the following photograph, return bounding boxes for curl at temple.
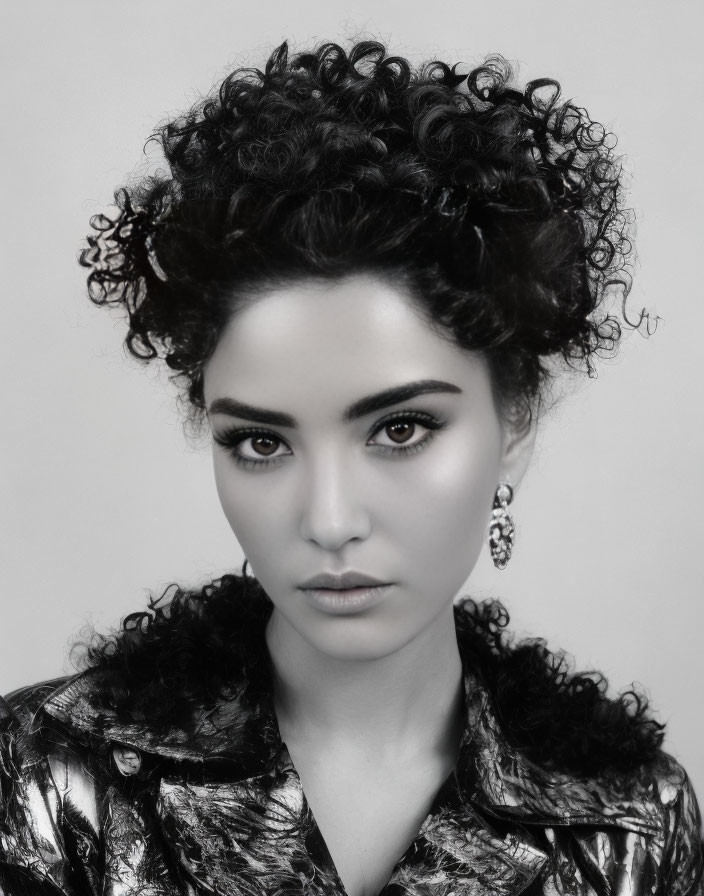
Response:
[80,38,644,423]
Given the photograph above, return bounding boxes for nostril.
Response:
[297,462,373,550]
[299,513,372,552]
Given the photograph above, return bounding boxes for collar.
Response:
[37,601,664,840]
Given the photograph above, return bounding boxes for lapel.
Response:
[151,737,549,896]
[39,667,278,767]
[36,599,665,895]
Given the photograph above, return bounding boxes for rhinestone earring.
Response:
[488,483,515,570]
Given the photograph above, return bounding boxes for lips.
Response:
[299,571,389,590]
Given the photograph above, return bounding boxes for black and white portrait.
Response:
[2,3,703,894]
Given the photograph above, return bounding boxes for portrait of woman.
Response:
[2,4,703,895]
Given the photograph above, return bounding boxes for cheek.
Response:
[211,420,502,590]
[380,433,501,568]
[212,458,283,560]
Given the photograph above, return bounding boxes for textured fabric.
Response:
[1,604,702,896]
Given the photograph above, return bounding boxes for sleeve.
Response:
[659,767,704,896]
[0,693,99,896]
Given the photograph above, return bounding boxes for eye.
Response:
[236,433,289,460]
[372,420,425,446]
[212,427,292,469]
[367,411,445,454]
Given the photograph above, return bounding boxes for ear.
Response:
[498,404,538,493]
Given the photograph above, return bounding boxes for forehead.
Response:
[203,273,487,409]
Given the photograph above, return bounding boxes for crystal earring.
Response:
[488,483,515,570]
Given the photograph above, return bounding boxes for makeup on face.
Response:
[209,381,457,472]
[203,273,528,661]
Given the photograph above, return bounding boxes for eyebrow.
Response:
[208,379,462,427]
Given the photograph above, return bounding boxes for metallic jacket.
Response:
[1,608,703,896]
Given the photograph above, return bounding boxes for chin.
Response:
[292,608,427,662]
[309,631,414,663]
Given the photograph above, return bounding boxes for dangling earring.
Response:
[488,483,515,570]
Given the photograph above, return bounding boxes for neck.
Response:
[265,602,465,765]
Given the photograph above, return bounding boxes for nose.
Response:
[298,450,371,552]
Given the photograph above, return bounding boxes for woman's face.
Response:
[203,273,535,661]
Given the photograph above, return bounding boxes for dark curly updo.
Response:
[80,38,645,426]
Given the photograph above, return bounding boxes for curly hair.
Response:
[79,573,664,777]
[80,38,647,425]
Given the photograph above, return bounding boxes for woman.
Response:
[1,38,701,896]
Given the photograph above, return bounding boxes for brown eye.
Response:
[212,427,292,468]
[368,412,442,454]
[386,421,415,444]
[250,435,281,456]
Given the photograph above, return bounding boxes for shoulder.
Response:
[454,597,667,777]
[3,575,276,769]
[72,573,273,736]
[0,675,72,730]
[1,673,100,788]
[583,750,704,894]
[0,675,79,784]
[468,683,704,893]
[465,653,701,839]
[646,750,704,893]
[455,600,704,891]
[547,752,704,894]
[0,675,103,892]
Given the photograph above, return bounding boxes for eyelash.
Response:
[212,411,446,471]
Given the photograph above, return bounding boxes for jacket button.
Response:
[659,782,679,805]
[112,744,142,776]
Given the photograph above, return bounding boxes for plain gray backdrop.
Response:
[2,0,703,801]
